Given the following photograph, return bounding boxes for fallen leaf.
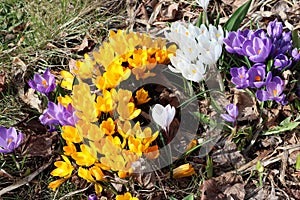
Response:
[233,88,259,122]
[19,88,43,113]
[159,3,179,21]
[23,132,58,157]
[201,172,245,200]
[0,74,5,92]
[212,140,246,173]
[12,57,27,71]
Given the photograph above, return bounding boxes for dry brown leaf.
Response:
[233,88,259,122]
[12,57,27,71]
[159,3,179,21]
[19,88,42,113]
[200,179,225,200]
[212,140,246,173]
[148,2,162,24]
[23,132,57,157]
[0,74,5,92]
[69,58,77,72]
[201,172,245,200]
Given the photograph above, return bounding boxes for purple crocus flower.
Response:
[39,102,78,127]
[273,54,292,70]
[256,74,287,105]
[267,19,283,39]
[0,127,23,153]
[223,29,253,56]
[270,31,293,57]
[28,68,56,94]
[248,63,266,88]
[230,66,249,89]
[88,194,97,200]
[242,36,272,63]
[292,48,300,61]
[221,104,239,123]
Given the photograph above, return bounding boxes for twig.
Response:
[0,158,53,196]
[58,183,93,200]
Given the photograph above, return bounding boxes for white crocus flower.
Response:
[208,24,224,45]
[152,104,176,132]
[165,22,223,82]
[196,0,210,12]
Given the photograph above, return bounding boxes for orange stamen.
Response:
[255,76,261,81]
[42,80,48,88]
[273,89,277,96]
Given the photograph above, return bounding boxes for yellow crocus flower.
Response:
[135,88,151,105]
[60,70,74,90]
[71,144,97,167]
[50,155,74,178]
[48,178,66,191]
[61,125,82,143]
[116,192,139,200]
[57,95,72,107]
[173,163,195,179]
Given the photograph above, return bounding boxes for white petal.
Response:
[152,104,168,130]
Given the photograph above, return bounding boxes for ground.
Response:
[0,0,300,199]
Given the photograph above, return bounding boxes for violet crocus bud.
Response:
[221,104,239,123]
[88,194,97,200]
[248,63,266,88]
[292,48,300,61]
[273,54,292,70]
[28,68,56,94]
[230,66,249,89]
[267,19,283,39]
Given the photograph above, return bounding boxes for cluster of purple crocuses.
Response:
[28,69,78,130]
[224,19,300,105]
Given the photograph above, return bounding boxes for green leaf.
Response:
[206,155,213,178]
[295,154,300,171]
[262,117,300,135]
[224,0,252,31]
[292,30,300,48]
[182,194,194,200]
[193,112,211,124]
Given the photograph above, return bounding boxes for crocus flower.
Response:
[242,36,272,62]
[292,48,300,61]
[221,104,239,123]
[39,102,78,127]
[273,54,292,70]
[165,22,223,82]
[230,66,249,89]
[223,29,253,55]
[270,31,293,57]
[116,192,138,200]
[196,0,210,12]
[173,163,195,178]
[152,104,175,132]
[247,63,266,88]
[256,74,287,105]
[0,127,23,153]
[88,194,97,200]
[267,19,283,39]
[28,68,56,94]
